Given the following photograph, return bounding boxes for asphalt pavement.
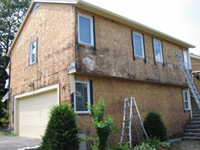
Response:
[0,136,41,150]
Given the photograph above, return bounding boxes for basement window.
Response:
[78,13,94,46]
[132,31,145,58]
[30,38,38,65]
[182,90,190,110]
[74,80,90,113]
[153,39,163,63]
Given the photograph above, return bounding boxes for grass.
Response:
[0,128,16,136]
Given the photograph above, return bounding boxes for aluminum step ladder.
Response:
[173,53,200,109]
[120,96,149,148]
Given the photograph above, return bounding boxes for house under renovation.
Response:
[5,0,199,148]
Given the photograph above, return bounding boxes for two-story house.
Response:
[6,0,196,146]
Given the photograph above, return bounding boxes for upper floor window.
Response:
[74,80,90,113]
[30,38,38,65]
[182,90,190,110]
[183,50,190,69]
[153,39,163,63]
[132,31,145,58]
[78,13,94,46]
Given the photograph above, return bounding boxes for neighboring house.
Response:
[6,0,196,147]
[190,54,200,108]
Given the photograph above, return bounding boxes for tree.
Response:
[0,0,31,99]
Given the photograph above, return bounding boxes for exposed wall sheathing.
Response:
[75,73,190,147]
[75,8,188,87]
[9,3,76,126]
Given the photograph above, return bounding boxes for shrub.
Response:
[0,109,9,128]
[133,142,156,150]
[143,111,167,142]
[88,99,118,150]
[147,138,161,149]
[41,103,80,150]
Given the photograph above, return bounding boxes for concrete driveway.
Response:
[0,136,41,150]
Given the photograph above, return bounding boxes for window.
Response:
[183,50,190,69]
[74,80,90,113]
[132,32,144,58]
[182,90,190,110]
[78,13,94,46]
[153,39,163,63]
[30,38,38,65]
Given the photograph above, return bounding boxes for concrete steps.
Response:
[182,107,200,140]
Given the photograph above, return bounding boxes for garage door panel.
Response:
[18,90,57,138]
[19,126,46,138]
[19,116,49,126]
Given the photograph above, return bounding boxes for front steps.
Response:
[182,108,200,140]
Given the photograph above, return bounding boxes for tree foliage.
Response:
[0,0,31,99]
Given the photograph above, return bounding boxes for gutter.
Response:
[6,0,195,57]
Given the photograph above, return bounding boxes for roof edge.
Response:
[76,0,195,49]
[7,2,35,57]
[7,0,195,57]
[33,0,78,4]
[190,54,200,59]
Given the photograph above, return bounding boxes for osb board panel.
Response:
[75,73,190,147]
[75,8,187,86]
[9,3,76,126]
[191,57,200,71]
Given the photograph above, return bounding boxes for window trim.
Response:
[182,89,191,110]
[74,80,90,114]
[78,13,94,46]
[153,38,163,63]
[183,50,191,69]
[29,38,38,65]
[132,31,145,58]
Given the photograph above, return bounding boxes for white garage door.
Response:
[18,90,57,138]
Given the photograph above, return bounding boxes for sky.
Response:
[84,0,200,55]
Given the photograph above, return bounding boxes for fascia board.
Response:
[190,54,200,59]
[76,0,195,49]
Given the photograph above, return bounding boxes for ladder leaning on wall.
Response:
[172,53,200,109]
[120,96,149,148]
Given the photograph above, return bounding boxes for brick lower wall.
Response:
[75,73,190,147]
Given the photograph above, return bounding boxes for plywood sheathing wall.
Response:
[75,73,190,146]
[9,3,76,126]
[75,8,188,87]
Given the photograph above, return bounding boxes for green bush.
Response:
[147,138,161,149]
[143,111,167,142]
[41,103,80,150]
[0,108,9,128]
[133,142,156,150]
[88,99,118,150]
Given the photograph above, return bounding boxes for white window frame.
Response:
[182,89,191,110]
[30,38,38,65]
[78,13,94,46]
[153,39,163,63]
[183,50,191,69]
[74,80,90,113]
[132,31,145,58]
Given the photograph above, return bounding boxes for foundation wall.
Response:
[9,3,76,126]
[75,73,190,147]
[75,8,188,87]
